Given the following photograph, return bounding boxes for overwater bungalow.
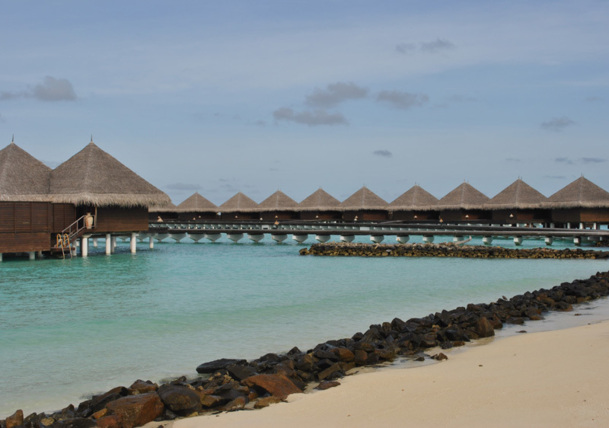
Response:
[485,179,548,225]
[257,190,299,221]
[388,185,439,222]
[298,188,342,221]
[149,201,178,222]
[175,192,218,221]
[545,177,609,228]
[437,182,490,223]
[218,192,259,220]
[340,186,389,222]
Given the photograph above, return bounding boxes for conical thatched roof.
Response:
[149,201,177,213]
[49,141,171,208]
[258,190,298,212]
[299,188,341,211]
[340,186,388,210]
[437,182,489,210]
[485,179,547,210]
[546,177,609,208]
[176,192,218,212]
[219,192,259,212]
[0,142,51,201]
[388,185,438,211]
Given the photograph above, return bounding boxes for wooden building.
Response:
[437,182,490,223]
[388,185,439,222]
[545,177,609,228]
[218,192,259,220]
[485,179,548,225]
[340,186,389,222]
[257,190,299,221]
[174,192,218,221]
[298,188,342,221]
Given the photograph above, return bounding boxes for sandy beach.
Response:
[157,320,609,428]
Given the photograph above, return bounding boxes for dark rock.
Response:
[316,380,341,390]
[317,363,343,381]
[431,353,448,361]
[243,374,302,400]
[196,358,247,374]
[51,418,97,427]
[77,387,130,418]
[5,410,23,428]
[157,384,201,414]
[353,350,368,366]
[221,396,247,412]
[227,364,258,381]
[129,380,158,394]
[475,317,495,338]
[105,392,164,428]
[254,396,282,409]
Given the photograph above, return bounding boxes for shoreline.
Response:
[164,319,609,428]
[4,270,609,427]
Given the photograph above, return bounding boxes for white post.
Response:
[111,236,117,252]
[81,236,89,257]
[37,251,43,258]
[28,251,36,261]
[149,236,154,249]
[514,236,523,246]
[92,238,98,248]
[106,234,112,255]
[130,233,137,254]
[579,222,585,230]
[0,253,3,262]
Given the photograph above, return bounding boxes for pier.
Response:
[147,220,609,246]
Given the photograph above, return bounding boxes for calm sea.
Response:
[1,235,608,417]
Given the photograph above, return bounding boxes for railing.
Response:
[61,214,94,242]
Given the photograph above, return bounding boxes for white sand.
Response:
[158,321,609,428]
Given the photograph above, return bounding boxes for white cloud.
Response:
[305,82,368,108]
[541,117,575,132]
[273,107,347,126]
[377,91,429,110]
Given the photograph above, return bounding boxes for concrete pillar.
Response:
[106,234,112,255]
[28,251,36,261]
[545,237,553,246]
[0,253,2,262]
[423,235,434,244]
[149,236,154,249]
[579,223,585,230]
[370,235,384,244]
[514,236,523,246]
[482,236,493,245]
[81,236,89,258]
[574,236,582,246]
[340,235,354,243]
[453,236,464,243]
[550,223,555,229]
[37,251,43,258]
[92,238,98,248]
[130,233,137,254]
[111,236,117,252]
[397,235,410,244]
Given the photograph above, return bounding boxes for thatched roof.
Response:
[49,141,171,208]
[485,179,547,210]
[340,186,388,210]
[149,201,177,213]
[219,192,259,212]
[258,190,298,212]
[437,182,489,210]
[388,185,438,211]
[176,192,218,212]
[0,142,51,202]
[545,177,609,208]
[298,188,341,211]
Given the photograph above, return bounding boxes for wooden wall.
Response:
[0,202,55,252]
[94,206,149,233]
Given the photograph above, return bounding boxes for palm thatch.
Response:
[545,177,609,208]
[485,179,547,210]
[0,142,52,202]
[437,182,489,210]
[49,142,171,208]
[176,192,218,212]
[149,201,177,213]
[388,185,438,211]
[298,188,341,211]
[258,190,298,212]
[219,192,259,212]
[340,186,388,211]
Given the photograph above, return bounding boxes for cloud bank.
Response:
[306,82,368,108]
[273,107,347,126]
[0,76,77,102]
[541,116,575,132]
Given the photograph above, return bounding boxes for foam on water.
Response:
[1,235,607,416]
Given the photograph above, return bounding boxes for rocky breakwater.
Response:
[300,242,609,259]
[4,271,609,428]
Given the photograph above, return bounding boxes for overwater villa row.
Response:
[153,177,609,230]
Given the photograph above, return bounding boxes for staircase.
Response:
[52,214,94,258]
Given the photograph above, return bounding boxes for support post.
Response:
[81,235,89,258]
[130,233,137,254]
[111,236,117,252]
[106,234,112,255]
[545,237,553,246]
[92,238,98,248]
[513,236,523,246]
[149,236,154,249]
[0,253,3,262]
[28,251,36,261]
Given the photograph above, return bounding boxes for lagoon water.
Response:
[1,235,608,417]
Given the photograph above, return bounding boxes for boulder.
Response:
[475,317,495,338]
[5,409,23,428]
[51,418,97,427]
[253,396,282,409]
[158,384,201,414]
[129,380,158,394]
[316,380,341,390]
[77,386,129,418]
[243,374,302,400]
[105,392,164,428]
[196,358,247,374]
[227,364,258,381]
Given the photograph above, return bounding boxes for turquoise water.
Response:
[1,235,608,416]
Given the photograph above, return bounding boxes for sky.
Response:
[1,0,608,205]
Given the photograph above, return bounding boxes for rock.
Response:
[157,384,201,414]
[475,317,495,338]
[77,386,130,418]
[201,394,223,408]
[129,380,158,394]
[95,414,122,428]
[317,363,343,381]
[196,358,247,374]
[105,392,164,428]
[227,364,258,381]
[353,350,368,366]
[243,374,302,400]
[51,418,97,427]
[316,380,341,390]
[333,347,355,362]
[431,353,448,361]
[5,409,23,428]
[221,396,247,412]
[253,396,282,409]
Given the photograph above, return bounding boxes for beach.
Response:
[160,320,609,428]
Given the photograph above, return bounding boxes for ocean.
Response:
[1,235,608,417]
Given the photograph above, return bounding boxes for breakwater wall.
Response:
[4,271,609,428]
[299,242,609,259]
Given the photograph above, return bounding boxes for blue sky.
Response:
[1,0,608,205]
